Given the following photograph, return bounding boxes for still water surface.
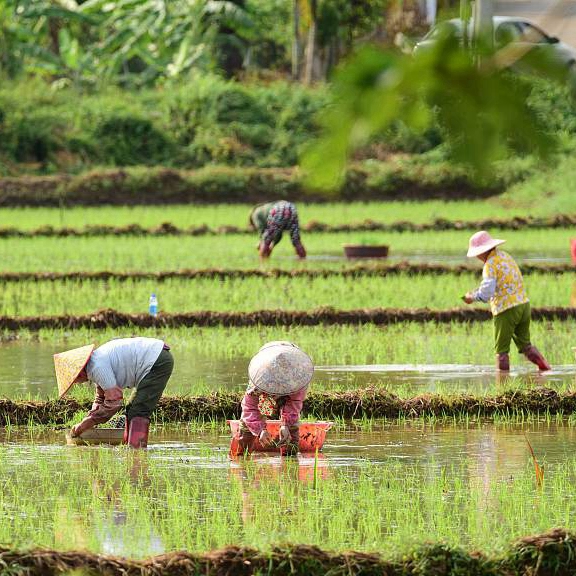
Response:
[2,340,576,397]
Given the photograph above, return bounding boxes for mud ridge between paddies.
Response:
[0,528,574,575]
[0,263,574,283]
[4,387,576,425]
[1,307,576,330]
[1,214,576,238]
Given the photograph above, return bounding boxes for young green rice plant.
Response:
[1,321,575,401]
[0,272,572,316]
[0,199,569,231]
[1,424,576,558]
[0,229,570,273]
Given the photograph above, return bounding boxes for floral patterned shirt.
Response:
[473,249,529,316]
[250,201,302,251]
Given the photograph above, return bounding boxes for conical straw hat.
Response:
[54,344,95,398]
[248,341,313,395]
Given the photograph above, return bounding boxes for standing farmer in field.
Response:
[249,201,307,260]
[54,337,174,448]
[463,231,551,372]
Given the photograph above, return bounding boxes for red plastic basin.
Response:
[228,420,333,455]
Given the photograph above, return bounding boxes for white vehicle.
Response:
[414,16,576,75]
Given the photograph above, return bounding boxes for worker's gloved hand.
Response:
[463,292,474,304]
[278,425,291,446]
[295,243,306,259]
[70,418,95,438]
[88,386,123,423]
[90,385,105,412]
[259,430,273,447]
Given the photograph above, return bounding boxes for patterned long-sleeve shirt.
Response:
[472,249,529,316]
[240,385,308,436]
[250,201,302,251]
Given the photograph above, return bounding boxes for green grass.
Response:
[0,199,569,230]
[0,272,573,316]
[0,229,570,272]
[500,155,576,215]
[0,422,576,557]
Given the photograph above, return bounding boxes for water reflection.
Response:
[230,454,330,526]
[2,422,576,555]
[3,340,576,398]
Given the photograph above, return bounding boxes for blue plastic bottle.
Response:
[149,293,158,317]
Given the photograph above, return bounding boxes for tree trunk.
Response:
[48,18,61,55]
[292,0,301,79]
[304,0,317,85]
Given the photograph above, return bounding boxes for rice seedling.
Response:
[0,272,572,316]
[0,229,570,273]
[1,321,575,400]
[0,421,576,558]
[0,200,569,231]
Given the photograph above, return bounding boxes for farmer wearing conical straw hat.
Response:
[463,231,551,372]
[236,341,314,455]
[249,201,307,260]
[54,337,174,448]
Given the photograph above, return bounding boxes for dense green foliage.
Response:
[0,0,388,85]
[303,38,576,187]
[0,76,327,172]
[0,74,574,178]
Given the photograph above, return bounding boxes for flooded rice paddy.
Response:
[3,340,576,397]
[2,421,576,557]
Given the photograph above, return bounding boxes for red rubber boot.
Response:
[123,417,130,444]
[524,346,551,371]
[127,417,150,449]
[497,353,510,372]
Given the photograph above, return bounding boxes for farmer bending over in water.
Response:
[237,341,314,455]
[249,201,307,260]
[463,231,551,372]
[54,337,174,448]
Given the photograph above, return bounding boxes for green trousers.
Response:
[493,302,531,355]
[125,349,174,420]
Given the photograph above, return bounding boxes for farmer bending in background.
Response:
[54,337,174,448]
[236,341,314,455]
[249,201,307,260]
[463,231,551,372]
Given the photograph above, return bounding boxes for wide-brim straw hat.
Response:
[467,230,506,258]
[248,341,313,395]
[54,344,95,398]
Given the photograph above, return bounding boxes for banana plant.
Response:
[1,0,253,85]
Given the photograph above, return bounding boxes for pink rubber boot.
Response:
[497,353,510,372]
[123,417,130,444]
[127,417,150,449]
[523,346,551,371]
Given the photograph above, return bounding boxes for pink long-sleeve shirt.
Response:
[240,386,308,436]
